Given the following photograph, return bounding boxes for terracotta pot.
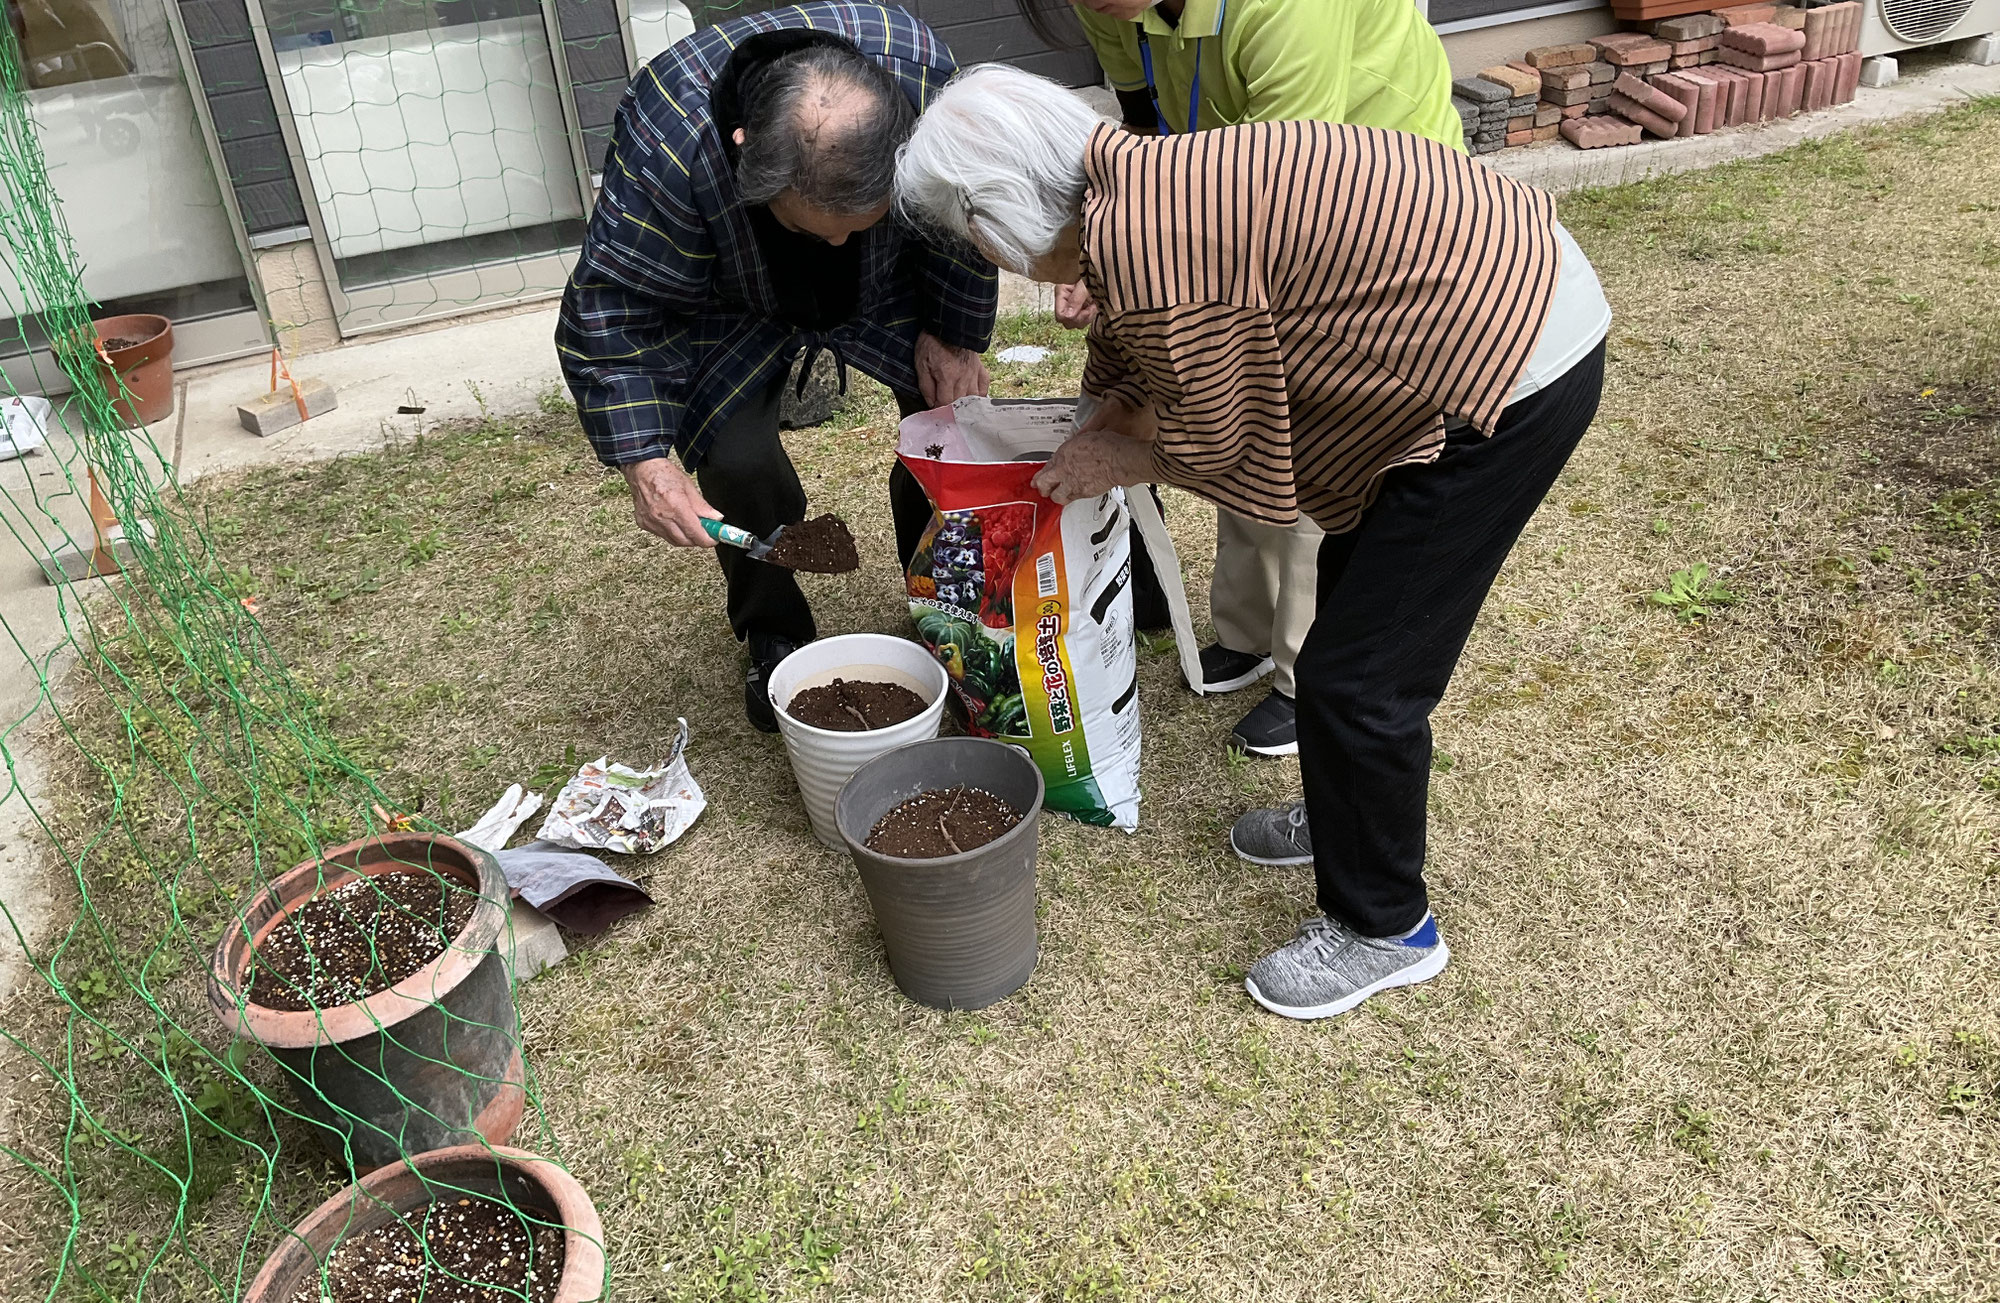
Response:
[245,1145,606,1303]
[90,313,174,427]
[209,833,525,1172]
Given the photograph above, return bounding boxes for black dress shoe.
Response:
[745,635,801,733]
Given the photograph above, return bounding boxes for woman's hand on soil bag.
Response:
[623,457,722,548]
[1033,430,1155,505]
[915,332,992,408]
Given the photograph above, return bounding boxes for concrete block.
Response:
[1453,76,1512,103]
[1526,42,1598,67]
[1588,60,1619,84]
[1836,49,1862,101]
[1588,81,1619,100]
[237,377,338,437]
[1720,46,1802,71]
[1859,54,1897,88]
[1721,22,1806,55]
[1542,84,1595,106]
[1804,1,1860,59]
[1698,49,1721,64]
[1562,115,1643,147]
[1653,13,1723,39]
[1505,128,1535,145]
[1671,53,1703,68]
[1615,71,1690,121]
[38,521,157,585]
[1534,103,1563,126]
[1608,92,1681,137]
[1532,123,1561,141]
[1479,64,1544,97]
[1543,66,1592,90]
[1586,98,1617,114]
[1714,3,1778,25]
[1653,72,1703,136]
[1951,33,2000,66]
[1773,4,1808,29]
[1561,102,1590,118]
[1607,41,1674,66]
[1671,36,1720,54]
[1506,115,1534,132]
[1639,60,1671,75]
[502,899,568,982]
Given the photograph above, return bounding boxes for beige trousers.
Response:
[1209,507,1324,698]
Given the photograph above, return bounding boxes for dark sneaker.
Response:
[1245,913,1450,1020]
[1229,800,1313,866]
[1228,689,1297,757]
[745,635,801,733]
[1196,643,1275,694]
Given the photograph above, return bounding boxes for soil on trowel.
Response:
[285,1193,565,1303]
[248,869,476,1012]
[865,785,1021,858]
[764,513,860,574]
[786,677,929,731]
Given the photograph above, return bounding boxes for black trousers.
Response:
[1297,342,1606,937]
[694,370,932,646]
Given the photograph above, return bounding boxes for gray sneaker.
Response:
[1245,913,1450,1020]
[1229,801,1313,866]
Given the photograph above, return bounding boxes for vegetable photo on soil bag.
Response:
[898,398,1142,830]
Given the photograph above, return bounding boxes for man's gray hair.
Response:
[737,44,915,216]
[895,64,1107,275]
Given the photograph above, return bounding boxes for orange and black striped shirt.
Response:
[1079,120,1562,532]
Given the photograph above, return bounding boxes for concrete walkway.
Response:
[1,47,1994,995]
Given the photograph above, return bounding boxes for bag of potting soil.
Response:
[896,398,1144,830]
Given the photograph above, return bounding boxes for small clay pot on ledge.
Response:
[245,1144,606,1303]
[208,833,525,1173]
[88,313,174,427]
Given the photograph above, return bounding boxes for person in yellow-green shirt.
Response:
[1017,0,1461,759]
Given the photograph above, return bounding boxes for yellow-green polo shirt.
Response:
[1076,0,1464,152]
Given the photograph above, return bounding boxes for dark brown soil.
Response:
[764,513,859,574]
[99,336,145,351]
[248,869,476,1012]
[285,1193,564,1303]
[865,786,1021,858]
[786,677,929,731]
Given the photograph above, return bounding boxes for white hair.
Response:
[895,63,1108,275]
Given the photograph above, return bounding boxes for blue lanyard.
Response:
[1137,0,1227,135]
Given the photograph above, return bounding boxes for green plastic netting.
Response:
[0,16,607,1300]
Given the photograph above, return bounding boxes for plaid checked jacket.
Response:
[556,2,999,469]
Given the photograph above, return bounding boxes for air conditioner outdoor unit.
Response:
[1860,0,2000,56]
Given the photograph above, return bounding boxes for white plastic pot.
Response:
[768,633,950,848]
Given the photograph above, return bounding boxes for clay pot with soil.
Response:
[88,313,174,426]
[834,737,1044,1010]
[768,632,950,848]
[209,833,524,1173]
[244,1144,606,1303]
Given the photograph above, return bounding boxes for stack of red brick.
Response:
[1453,1,1864,155]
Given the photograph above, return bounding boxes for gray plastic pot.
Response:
[834,737,1044,1010]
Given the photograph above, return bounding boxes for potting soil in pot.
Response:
[100,336,147,351]
[247,870,476,1012]
[786,677,929,731]
[865,785,1021,857]
[763,513,860,574]
[285,1194,564,1303]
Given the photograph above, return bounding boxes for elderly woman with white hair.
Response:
[896,64,1612,1022]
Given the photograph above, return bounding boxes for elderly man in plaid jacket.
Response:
[557,2,998,731]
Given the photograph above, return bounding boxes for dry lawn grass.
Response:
[18,103,2000,1300]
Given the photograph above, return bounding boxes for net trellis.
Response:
[0,14,605,1299]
